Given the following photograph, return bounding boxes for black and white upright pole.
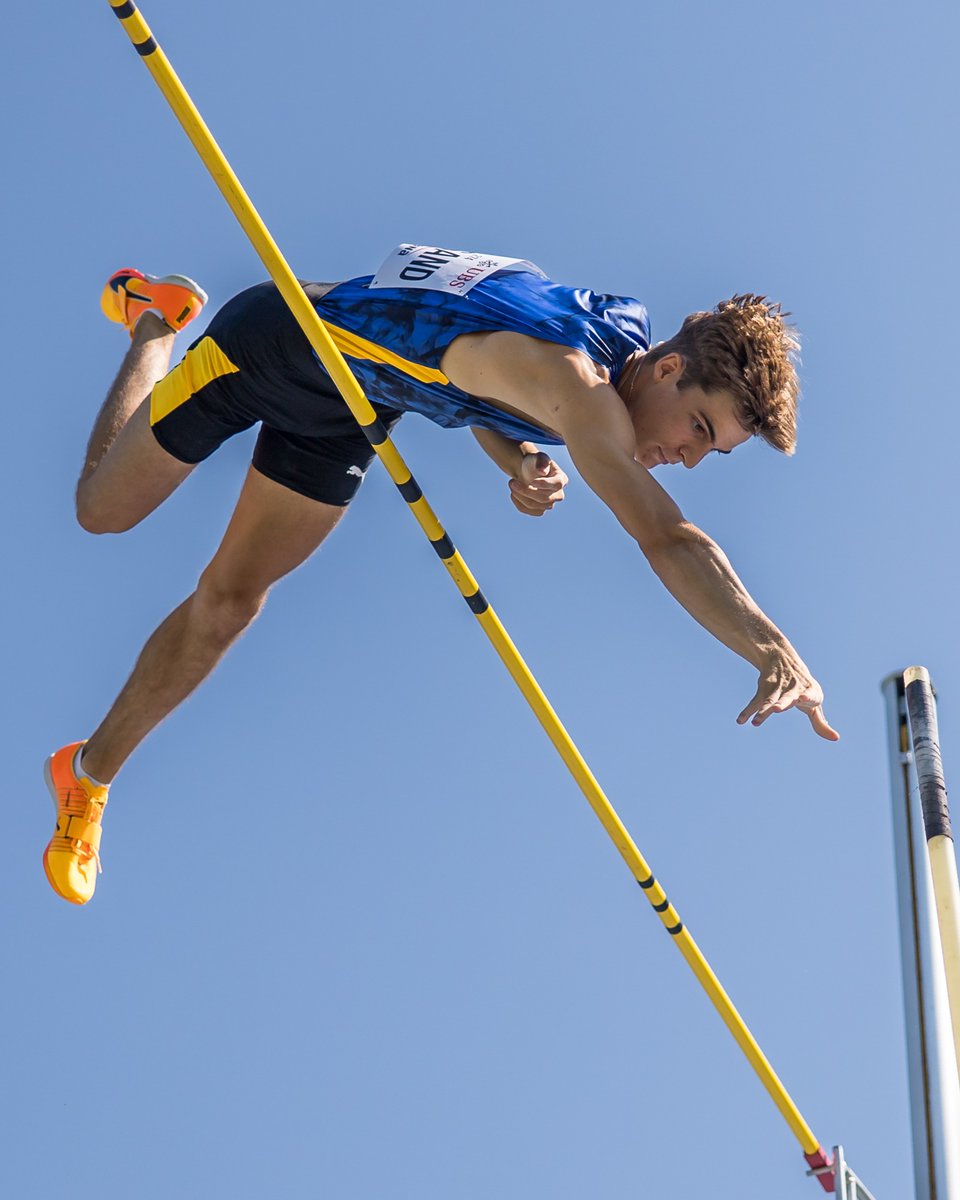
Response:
[903,667,960,1080]
[882,671,960,1200]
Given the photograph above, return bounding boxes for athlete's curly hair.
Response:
[648,294,800,454]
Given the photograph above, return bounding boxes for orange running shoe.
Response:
[100,267,207,335]
[42,742,108,905]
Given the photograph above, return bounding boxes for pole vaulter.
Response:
[105,1,840,1188]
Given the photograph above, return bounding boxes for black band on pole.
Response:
[397,477,423,504]
[134,35,158,55]
[666,922,684,936]
[905,671,953,841]
[430,533,454,560]
[464,590,489,615]
[360,417,389,446]
[653,898,670,913]
[638,875,656,889]
[112,1,137,17]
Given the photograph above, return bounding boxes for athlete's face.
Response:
[626,352,751,469]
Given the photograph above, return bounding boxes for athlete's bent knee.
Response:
[193,576,267,642]
[75,487,145,535]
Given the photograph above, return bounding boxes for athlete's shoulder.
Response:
[578,288,650,339]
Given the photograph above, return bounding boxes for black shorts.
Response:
[149,282,402,505]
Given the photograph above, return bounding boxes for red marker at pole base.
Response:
[804,1146,836,1193]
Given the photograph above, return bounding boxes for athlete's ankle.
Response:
[132,310,177,344]
[76,742,115,788]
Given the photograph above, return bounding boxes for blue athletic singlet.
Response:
[310,246,651,446]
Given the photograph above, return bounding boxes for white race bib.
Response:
[370,244,545,296]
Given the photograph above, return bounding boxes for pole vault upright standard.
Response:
[904,668,960,1082]
[105,1,835,1188]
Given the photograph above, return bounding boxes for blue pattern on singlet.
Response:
[311,265,651,446]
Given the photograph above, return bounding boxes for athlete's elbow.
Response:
[636,519,707,563]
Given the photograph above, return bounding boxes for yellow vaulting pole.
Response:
[105,2,834,1186]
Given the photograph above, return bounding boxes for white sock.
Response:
[74,745,109,791]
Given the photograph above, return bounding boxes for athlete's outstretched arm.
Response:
[560,394,838,740]
[471,428,568,516]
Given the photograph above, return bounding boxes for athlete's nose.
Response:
[681,443,708,469]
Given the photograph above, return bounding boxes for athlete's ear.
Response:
[653,352,685,383]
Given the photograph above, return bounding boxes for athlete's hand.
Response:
[737,655,840,741]
[508,452,568,517]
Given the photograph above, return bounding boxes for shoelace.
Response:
[81,835,103,876]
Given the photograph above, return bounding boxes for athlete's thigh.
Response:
[82,395,195,530]
[200,464,347,600]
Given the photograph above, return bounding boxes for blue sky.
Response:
[4,2,959,1196]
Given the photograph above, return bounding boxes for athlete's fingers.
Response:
[801,703,842,741]
[738,674,840,740]
[509,475,565,496]
[737,675,798,726]
[510,492,546,517]
[523,488,565,504]
[522,476,564,492]
[510,489,564,508]
[509,478,564,509]
[510,451,566,518]
[511,494,552,515]
[737,680,772,726]
[750,681,805,726]
[520,452,568,489]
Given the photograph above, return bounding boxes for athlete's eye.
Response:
[693,419,705,435]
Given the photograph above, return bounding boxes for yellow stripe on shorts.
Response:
[150,337,240,425]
